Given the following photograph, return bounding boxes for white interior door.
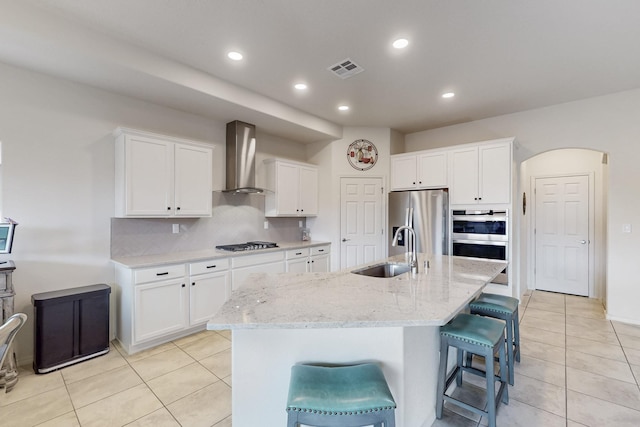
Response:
[340,177,384,269]
[534,175,589,296]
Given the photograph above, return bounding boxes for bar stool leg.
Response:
[436,336,449,419]
[499,336,509,404]
[484,346,497,427]
[505,315,515,386]
[514,308,521,363]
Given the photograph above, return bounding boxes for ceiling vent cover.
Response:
[328,58,364,79]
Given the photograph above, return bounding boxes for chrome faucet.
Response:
[392,225,418,274]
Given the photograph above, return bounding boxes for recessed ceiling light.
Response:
[392,38,409,49]
[294,83,308,90]
[227,51,243,61]
[338,105,350,111]
[442,92,455,99]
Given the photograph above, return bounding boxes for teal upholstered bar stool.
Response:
[436,313,509,427]
[286,363,396,427]
[469,293,520,385]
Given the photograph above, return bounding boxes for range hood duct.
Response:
[224,120,265,194]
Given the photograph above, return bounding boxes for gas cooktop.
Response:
[215,241,278,252]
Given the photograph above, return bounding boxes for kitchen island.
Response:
[207,254,507,427]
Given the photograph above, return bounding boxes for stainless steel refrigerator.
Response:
[388,189,449,257]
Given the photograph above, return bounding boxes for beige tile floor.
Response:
[433,290,640,427]
[3,291,640,426]
[0,330,232,427]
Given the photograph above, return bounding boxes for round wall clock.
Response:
[347,139,378,171]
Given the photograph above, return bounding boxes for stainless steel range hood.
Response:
[224,120,265,194]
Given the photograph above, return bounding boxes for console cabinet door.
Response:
[299,166,318,216]
[390,155,418,190]
[124,136,173,216]
[478,143,511,205]
[417,151,448,188]
[174,144,213,217]
[310,254,330,272]
[134,279,188,343]
[449,146,479,205]
[189,271,229,325]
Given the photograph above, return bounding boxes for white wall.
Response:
[307,127,391,270]
[0,61,310,364]
[406,88,640,324]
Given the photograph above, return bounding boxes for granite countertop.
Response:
[111,241,331,269]
[207,254,507,329]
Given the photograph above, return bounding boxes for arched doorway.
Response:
[519,149,608,302]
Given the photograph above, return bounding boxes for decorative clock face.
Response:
[347,139,378,171]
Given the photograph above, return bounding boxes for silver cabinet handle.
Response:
[580,240,587,244]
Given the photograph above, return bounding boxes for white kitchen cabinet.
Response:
[310,245,331,272]
[449,139,512,205]
[130,264,188,345]
[188,259,231,326]
[264,159,318,217]
[231,251,286,290]
[285,245,331,273]
[114,127,213,218]
[286,248,311,273]
[390,150,448,190]
[115,258,229,354]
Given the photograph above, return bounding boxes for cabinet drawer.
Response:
[232,251,285,268]
[286,248,310,259]
[134,264,185,284]
[189,258,229,276]
[311,245,330,256]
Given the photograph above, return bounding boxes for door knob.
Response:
[579,240,587,244]
[342,238,350,242]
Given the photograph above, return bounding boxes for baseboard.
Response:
[605,313,640,326]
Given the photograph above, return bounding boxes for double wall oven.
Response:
[452,210,508,285]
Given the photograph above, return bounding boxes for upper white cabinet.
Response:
[115,127,213,218]
[449,139,513,205]
[390,150,448,190]
[264,159,318,217]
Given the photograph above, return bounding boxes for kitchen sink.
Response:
[351,262,411,278]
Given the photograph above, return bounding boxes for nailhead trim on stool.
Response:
[469,293,521,386]
[436,313,509,427]
[286,363,396,427]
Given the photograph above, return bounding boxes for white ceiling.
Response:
[4,0,640,142]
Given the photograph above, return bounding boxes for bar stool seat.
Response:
[286,363,396,427]
[436,313,509,427]
[469,293,520,385]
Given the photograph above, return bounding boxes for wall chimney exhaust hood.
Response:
[224,120,266,194]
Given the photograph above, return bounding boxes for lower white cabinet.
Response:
[134,277,188,343]
[115,243,330,354]
[231,251,286,290]
[285,245,331,273]
[115,259,230,354]
[189,259,231,326]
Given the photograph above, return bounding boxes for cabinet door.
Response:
[174,144,213,217]
[479,143,511,204]
[390,155,418,190]
[286,257,309,273]
[417,152,448,188]
[190,271,229,325]
[231,260,286,290]
[275,162,299,215]
[134,279,188,343]
[298,166,318,216]
[449,147,479,205]
[310,254,330,272]
[125,136,173,216]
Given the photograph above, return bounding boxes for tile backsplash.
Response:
[111,192,305,257]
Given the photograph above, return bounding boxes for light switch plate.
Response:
[172,224,180,234]
[264,221,269,230]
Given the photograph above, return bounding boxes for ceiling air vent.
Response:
[328,58,364,79]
